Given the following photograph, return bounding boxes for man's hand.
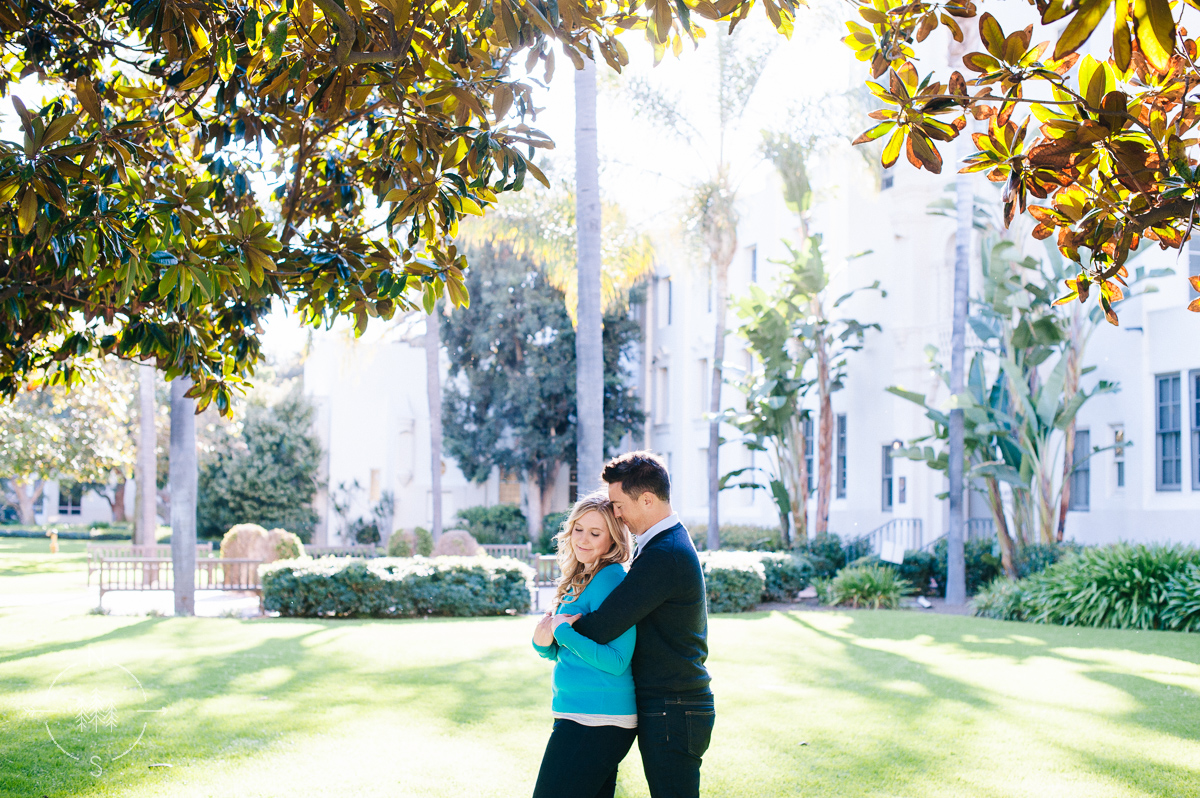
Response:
[550,613,582,632]
[533,612,556,647]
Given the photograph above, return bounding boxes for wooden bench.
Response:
[481,543,534,562]
[96,556,264,611]
[303,545,380,558]
[86,542,214,585]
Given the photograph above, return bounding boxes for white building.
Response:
[299,149,1199,549]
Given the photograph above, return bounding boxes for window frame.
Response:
[881,445,894,512]
[57,482,83,517]
[1156,373,1183,491]
[836,414,847,499]
[1068,429,1090,511]
[1112,424,1126,490]
[803,415,814,494]
[1191,370,1200,491]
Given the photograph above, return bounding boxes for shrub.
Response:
[1014,542,1082,578]
[433,529,485,556]
[272,529,304,560]
[972,577,1030,621]
[456,505,528,544]
[1163,563,1200,632]
[689,524,783,552]
[1021,543,1200,630]
[699,552,766,613]
[413,527,434,556]
[848,550,938,596]
[387,530,414,557]
[842,535,874,565]
[760,553,812,601]
[197,390,321,542]
[262,556,534,618]
[348,518,381,545]
[539,511,568,554]
[825,564,914,610]
[803,533,847,578]
[932,537,1003,596]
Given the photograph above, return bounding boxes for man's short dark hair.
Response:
[602,451,671,502]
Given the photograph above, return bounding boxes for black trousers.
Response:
[636,692,716,798]
[532,719,638,798]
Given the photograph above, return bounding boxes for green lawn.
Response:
[2,548,1199,797]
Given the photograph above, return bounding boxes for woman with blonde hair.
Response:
[531,491,636,798]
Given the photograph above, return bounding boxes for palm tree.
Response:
[575,59,604,493]
[169,377,197,616]
[624,28,771,550]
[425,304,444,542]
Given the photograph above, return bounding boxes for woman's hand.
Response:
[533,612,556,647]
[550,613,582,631]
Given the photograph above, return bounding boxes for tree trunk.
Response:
[945,146,971,606]
[136,363,157,545]
[1055,309,1083,542]
[12,479,42,525]
[575,58,605,495]
[706,259,731,552]
[985,475,1017,578]
[170,377,197,617]
[107,479,128,524]
[523,472,544,545]
[815,313,833,536]
[786,414,808,546]
[426,305,444,543]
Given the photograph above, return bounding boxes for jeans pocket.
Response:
[641,711,669,744]
[685,710,715,758]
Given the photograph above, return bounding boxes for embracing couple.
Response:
[531,451,714,798]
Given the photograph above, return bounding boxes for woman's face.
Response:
[571,509,614,565]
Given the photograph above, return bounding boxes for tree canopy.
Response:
[844,0,1200,322]
[0,0,798,412]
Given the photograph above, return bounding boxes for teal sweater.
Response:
[532,563,637,716]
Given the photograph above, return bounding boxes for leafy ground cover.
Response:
[1,546,1198,797]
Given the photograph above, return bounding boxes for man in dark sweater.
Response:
[552,451,713,798]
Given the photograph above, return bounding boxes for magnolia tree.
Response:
[0,0,800,412]
[844,0,1200,318]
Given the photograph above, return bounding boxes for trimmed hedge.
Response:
[455,504,528,544]
[699,552,766,613]
[761,553,812,601]
[689,524,784,552]
[262,555,534,618]
[973,543,1200,631]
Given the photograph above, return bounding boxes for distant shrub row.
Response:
[262,556,533,618]
[974,544,1200,632]
[700,551,811,613]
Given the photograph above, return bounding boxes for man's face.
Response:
[607,481,649,535]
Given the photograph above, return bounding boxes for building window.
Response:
[58,482,83,516]
[1156,373,1182,490]
[881,446,894,511]
[750,245,758,283]
[836,414,847,499]
[499,469,521,505]
[898,476,907,504]
[1192,371,1200,490]
[657,277,672,327]
[1113,425,1126,489]
[655,367,670,424]
[881,167,894,191]
[803,415,814,493]
[1069,429,1090,511]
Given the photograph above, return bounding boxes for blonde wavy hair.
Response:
[553,491,632,609]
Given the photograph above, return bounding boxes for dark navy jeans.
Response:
[532,719,637,798]
[636,691,716,798]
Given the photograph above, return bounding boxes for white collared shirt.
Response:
[633,513,680,560]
